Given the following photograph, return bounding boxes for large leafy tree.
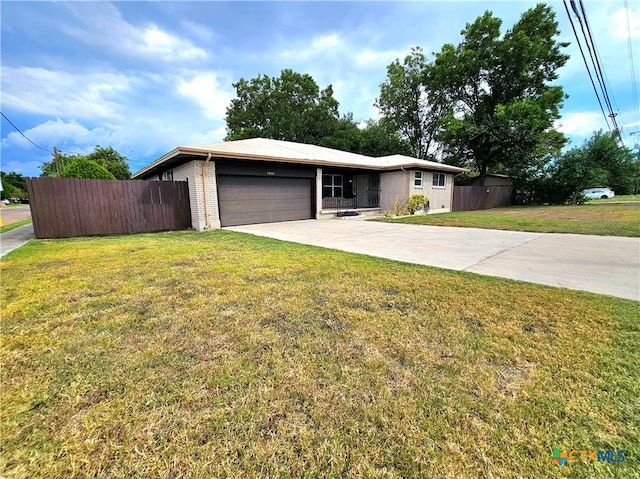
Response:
[40,146,131,179]
[225,69,341,144]
[376,48,444,159]
[551,130,639,203]
[1,171,28,201]
[428,4,569,184]
[317,117,411,157]
[358,119,411,157]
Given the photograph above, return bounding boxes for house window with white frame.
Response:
[414,171,423,188]
[162,170,174,181]
[322,174,343,198]
[432,172,446,188]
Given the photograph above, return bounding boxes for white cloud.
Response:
[279,32,343,60]
[1,67,129,121]
[610,5,640,41]
[1,115,228,173]
[181,20,215,42]
[139,25,207,62]
[1,119,108,152]
[354,48,405,69]
[63,3,208,63]
[312,33,340,50]
[177,72,233,120]
[278,32,403,71]
[555,111,605,136]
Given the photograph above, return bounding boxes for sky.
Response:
[1,1,639,178]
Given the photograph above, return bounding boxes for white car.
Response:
[582,187,615,200]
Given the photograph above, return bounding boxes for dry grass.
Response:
[378,203,640,237]
[1,231,638,478]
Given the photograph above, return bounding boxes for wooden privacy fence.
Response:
[26,178,192,239]
[452,185,515,212]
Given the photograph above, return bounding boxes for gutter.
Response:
[202,153,212,230]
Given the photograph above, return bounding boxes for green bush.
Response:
[406,194,429,214]
[388,194,430,216]
[61,158,116,180]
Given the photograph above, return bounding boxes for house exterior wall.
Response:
[172,160,220,230]
[381,170,455,214]
[423,172,453,213]
[380,171,409,213]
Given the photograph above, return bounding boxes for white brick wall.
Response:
[172,160,221,230]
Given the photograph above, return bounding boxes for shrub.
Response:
[387,194,430,216]
[406,194,429,214]
[61,158,116,180]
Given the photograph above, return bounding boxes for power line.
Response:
[0,115,143,165]
[624,0,640,125]
[562,1,611,130]
[576,1,622,135]
[1,112,50,152]
[563,1,625,145]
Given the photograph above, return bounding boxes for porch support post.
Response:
[315,168,323,218]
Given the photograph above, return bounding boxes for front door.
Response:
[354,174,380,208]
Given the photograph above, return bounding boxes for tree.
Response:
[61,158,116,180]
[358,119,411,157]
[86,146,131,179]
[40,145,131,179]
[225,69,341,144]
[550,130,639,203]
[1,171,28,201]
[318,113,363,153]
[427,4,569,184]
[376,48,444,159]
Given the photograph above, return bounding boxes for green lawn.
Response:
[0,217,32,234]
[1,231,638,478]
[377,203,640,237]
[590,194,640,203]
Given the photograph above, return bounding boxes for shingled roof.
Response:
[133,138,466,178]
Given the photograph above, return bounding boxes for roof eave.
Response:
[133,145,469,178]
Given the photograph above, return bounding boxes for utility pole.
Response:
[54,146,61,177]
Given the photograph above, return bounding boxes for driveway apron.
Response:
[228,219,640,301]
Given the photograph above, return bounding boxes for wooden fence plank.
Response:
[452,185,515,212]
[26,178,191,239]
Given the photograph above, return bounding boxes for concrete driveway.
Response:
[228,219,640,301]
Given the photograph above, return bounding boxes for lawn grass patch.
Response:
[377,203,640,237]
[1,231,638,478]
[0,217,31,234]
[590,194,640,203]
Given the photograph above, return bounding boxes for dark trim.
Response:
[215,159,316,178]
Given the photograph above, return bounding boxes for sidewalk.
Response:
[0,223,35,258]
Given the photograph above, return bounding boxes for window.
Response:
[322,174,343,198]
[432,173,446,188]
[162,170,174,181]
[414,171,423,188]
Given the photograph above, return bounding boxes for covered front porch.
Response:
[320,170,381,212]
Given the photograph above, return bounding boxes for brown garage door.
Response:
[218,175,313,227]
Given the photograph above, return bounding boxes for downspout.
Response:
[202,153,212,230]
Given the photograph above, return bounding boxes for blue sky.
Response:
[1,1,639,178]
